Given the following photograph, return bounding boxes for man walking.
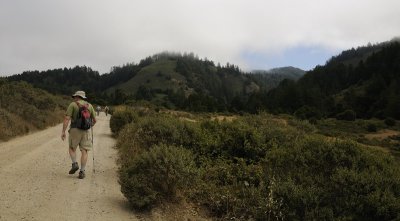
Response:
[96,105,101,116]
[104,105,109,116]
[61,91,96,179]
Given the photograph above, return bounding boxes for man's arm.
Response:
[61,115,71,141]
[90,105,97,126]
[92,117,97,126]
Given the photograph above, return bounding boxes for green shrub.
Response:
[119,145,197,210]
[116,112,400,220]
[287,117,317,134]
[194,114,309,162]
[336,109,356,121]
[107,106,115,115]
[384,117,396,127]
[308,117,318,125]
[133,115,197,149]
[110,108,138,134]
[265,137,400,220]
[367,123,378,132]
[116,114,201,165]
[294,105,322,120]
[191,158,281,220]
[198,120,269,161]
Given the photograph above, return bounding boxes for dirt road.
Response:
[0,115,138,221]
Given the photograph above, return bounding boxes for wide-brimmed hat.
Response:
[72,91,87,99]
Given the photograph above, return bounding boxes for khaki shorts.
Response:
[68,128,92,151]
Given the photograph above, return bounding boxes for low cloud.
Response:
[0,0,399,75]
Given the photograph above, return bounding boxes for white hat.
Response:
[72,91,87,99]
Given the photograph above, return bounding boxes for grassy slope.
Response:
[107,58,256,103]
[0,81,69,141]
[314,117,400,158]
[110,60,186,94]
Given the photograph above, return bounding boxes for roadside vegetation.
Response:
[112,107,400,220]
[0,79,68,141]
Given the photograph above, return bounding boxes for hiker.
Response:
[61,91,96,179]
[96,105,101,116]
[104,105,109,116]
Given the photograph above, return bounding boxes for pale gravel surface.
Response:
[0,114,138,221]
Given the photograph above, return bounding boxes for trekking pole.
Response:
[91,126,95,174]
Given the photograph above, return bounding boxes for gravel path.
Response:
[0,114,138,221]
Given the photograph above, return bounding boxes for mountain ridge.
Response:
[6,52,303,111]
[3,37,400,117]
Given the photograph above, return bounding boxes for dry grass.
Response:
[140,201,210,221]
[0,108,64,141]
[179,117,197,123]
[210,115,237,122]
[161,109,195,118]
[364,129,400,140]
[0,109,34,141]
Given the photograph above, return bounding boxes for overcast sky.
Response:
[0,0,399,76]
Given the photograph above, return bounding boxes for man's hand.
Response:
[62,115,71,141]
[61,131,66,141]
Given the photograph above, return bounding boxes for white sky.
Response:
[0,0,399,76]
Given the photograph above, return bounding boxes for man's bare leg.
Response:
[80,149,88,171]
[78,149,88,179]
[69,148,77,163]
[68,148,79,174]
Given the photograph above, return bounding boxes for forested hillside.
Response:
[260,40,400,120]
[6,53,299,112]
[7,66,102,95]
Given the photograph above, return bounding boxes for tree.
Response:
[135,86,154,101]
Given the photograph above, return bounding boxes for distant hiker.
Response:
[61,91,96,179]
[96,106,101,116]
[104,105,109,116]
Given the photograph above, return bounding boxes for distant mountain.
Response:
[255,66,305,78]
[248,66,305,91]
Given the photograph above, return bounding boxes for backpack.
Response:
[75,101,92,130]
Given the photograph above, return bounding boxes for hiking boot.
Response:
[78,170,86,179]
[69,162,79,174]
